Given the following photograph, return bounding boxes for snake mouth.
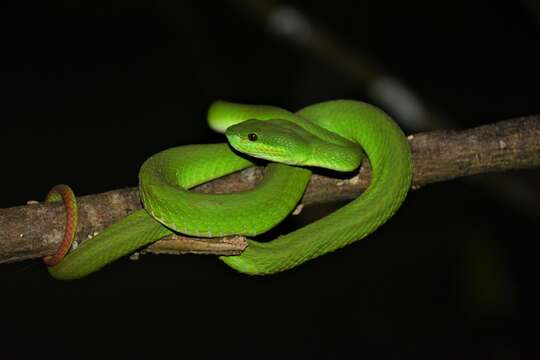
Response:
[226,134,287,162]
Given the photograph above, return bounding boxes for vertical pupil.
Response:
[248,133,258,141]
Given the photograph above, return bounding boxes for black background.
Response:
[1,1,539,358]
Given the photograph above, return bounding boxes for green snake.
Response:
[47,100,412,280]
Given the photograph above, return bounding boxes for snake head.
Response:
[225,119,312,165]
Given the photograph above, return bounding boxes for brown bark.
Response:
[0,115,539,264]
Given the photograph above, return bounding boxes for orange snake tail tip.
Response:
[43,184,78,267]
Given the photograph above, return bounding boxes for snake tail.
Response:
[43,184,79,267]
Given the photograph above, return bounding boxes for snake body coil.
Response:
[48,100,411,280]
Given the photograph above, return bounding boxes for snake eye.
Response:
[247,133,258,141]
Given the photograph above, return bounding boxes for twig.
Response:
[0,116,538,264]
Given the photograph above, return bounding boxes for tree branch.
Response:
[1,116,539,264]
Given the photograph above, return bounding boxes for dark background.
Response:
[1,0,539,358]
